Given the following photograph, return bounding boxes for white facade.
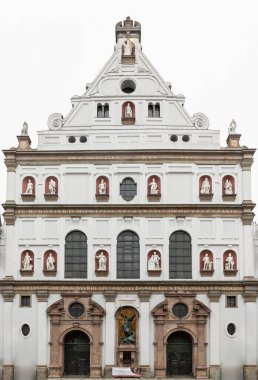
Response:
[0,17,258,380]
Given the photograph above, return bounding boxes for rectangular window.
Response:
[20,295,31,307]
[226,296,237,307]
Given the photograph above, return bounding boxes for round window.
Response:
[80,136,87,143]
[182,135,190,142]
[170,135,178,142]
[120,177,137,201]
[68,136,76,143]
[69,302,85,318]
[21,324,30,337]
[121,79,136,94]
[172,303,188,318]
[227,323,236,336]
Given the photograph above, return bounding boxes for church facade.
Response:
[0,17,258,380]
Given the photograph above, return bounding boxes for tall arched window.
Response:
[117,230,140,279]
[169,231,192,279]
[65,231,87,278]
[155,103,160,117]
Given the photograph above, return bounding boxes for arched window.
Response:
[65,231,87,278]
[104,103,109,118]
[155,103,160,117]
[97,103,109,118]
[97,104,103,118]
[117,230,140,279]
[148,102,160,118]
[169,231,192,279]
[148,103,153,117]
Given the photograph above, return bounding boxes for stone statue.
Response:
[48,178,56,195]
[21,121,28,135]
[125,103,133,118]
[225,252,235,270]
[120,312,135,344]
[203,253,213,270]
[123,38,133,56]
[22,252,33,270]
[96,252,107,270]
[149,178,159,195]
[228,119,236,134]
[25,179,34,194]
[46,252,55,270]
[224,179,233,195]
[200,177,211,194]
[98,179,106,195]
[148,251,161,270]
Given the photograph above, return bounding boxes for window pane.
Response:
[169,231,192,279]
[117,231,140,279]
[65,231,87,278]
[120,178,137,201]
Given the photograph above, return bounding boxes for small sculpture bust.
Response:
[22,252,33,270]
[46,252,55,270]
[25,179,34,194]
[200,177,211,194]
[21,121,28,135]
[148,251,161,270]
[224,179,233,195]
[123,38,133,56]
[225,252,235,270]
[149,178,159,195]
[48,178,56,195]
[125,103,133,118]
[98,179,106,195]
[228,119,236,134]
[202,253,213,270]
[96,252,107,271]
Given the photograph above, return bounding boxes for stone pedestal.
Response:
[209,365,221,380]
[243,365,258,380]
[2,365,14,380]
[36,365,48,380]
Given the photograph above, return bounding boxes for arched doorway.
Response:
[167,331,192,376]
[64,330,90,376]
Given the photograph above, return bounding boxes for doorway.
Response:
[64,330,90,376]
[167,331,192,376]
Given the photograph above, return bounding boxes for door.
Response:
[64,330,90,375]
[167,331,192,376]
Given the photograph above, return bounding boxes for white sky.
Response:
[0,0,258,220]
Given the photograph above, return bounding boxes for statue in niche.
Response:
[46,252,55,270]
[124,103,133,118]
[21,121,28,135]
[120,312,135,344]
[225,252,235,270]
[202,253,213,270]
[96,251,107,270]
[228,119,236,134]
[200,177,211,194]
[149,178,159,194]
[123,38,133,56]
[22,252,33,270]
[25,179,34,194]
[148,251,161,270]
[224,179,233,195]
[48,178,56,194]
[98,179,107,195]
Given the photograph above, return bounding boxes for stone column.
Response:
[153,304,166,378]
[91,312,102,378]
[104,292,116,377]
[195,314,208,379]
[243,224,255,278]
[36,291,49,380]
[243,292,258,380]
[138,292,151,377]
[208,292,221,380]
[2,289,14,380]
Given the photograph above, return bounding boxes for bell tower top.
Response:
[115,16,141,42]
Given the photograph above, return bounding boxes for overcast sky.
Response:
[0,0,258,220]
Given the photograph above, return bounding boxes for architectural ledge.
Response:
[121,117,135,125]
[44,194,58,201]
[199,193,213,201]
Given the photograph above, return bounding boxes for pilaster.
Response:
[208,292,221,380]
[2,291,14,380]
[104,292,116,376]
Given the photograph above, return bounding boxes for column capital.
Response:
[36,290,49,302]
[104,291,117,302]
[208,291,221,302]
[2,286,15,302]
[138,291,151,302]
[243,291,258,302]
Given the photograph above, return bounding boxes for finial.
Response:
[228,119,236,134]
[21,121,28,135]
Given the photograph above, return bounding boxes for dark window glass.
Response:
[226,296,237,307]
[68,136,76,143]
[21,295,31,307]
[169,231,192,279]
[227,323,236,336]
[65,231,87,278]
[97,104,103,118]
[172,303,188,318]
[69,302,85,318]
[104,104,109,118]
[182,135,190,142]
[121,79,136,94]
[155,103,160,117]
[117,230,140,279]
[148,104,153,117]
[120,177,137,201]
[170,135,178,142]
[80,136,87,143]
[21,324,30,336]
